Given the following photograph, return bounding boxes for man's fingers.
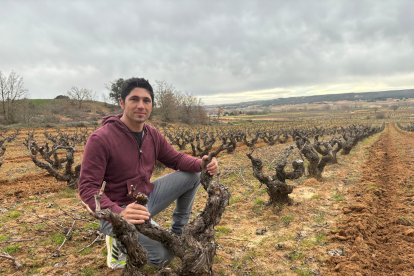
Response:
[126,219,146,225]
[207,163,217,170]
[125,210,150,218]
[129,203,149,211]
[204,157,219,175]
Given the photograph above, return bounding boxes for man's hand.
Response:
[120,202,150,224]
[201,155,219,175]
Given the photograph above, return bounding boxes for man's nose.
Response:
[136,100,145,108]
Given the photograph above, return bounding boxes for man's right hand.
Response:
[120,202,150,224]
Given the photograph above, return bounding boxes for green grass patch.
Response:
[286,250,304,261]
[229,195,242,205]
[281,214,294,226]
[313,211,325,224]
[80,267,98,276]
[7,210,22,219]
[332,191,344,202]
[315,233,327,245]
[301,232,327,248]
[29,99,52,106]
[57,187,77,198]
[214,254,224,263]
[366,181,379,191]
[79,247,93,255]
[0,234,10,242]
[294,267,313,276]
[34,223,47,231]
[397,216,414,226]
[221,172,239,185]
[216,226,232,235]
[3,244,20,254]
[254,198,266,206]
[252,198,266,214]
[84,222,99,231]
[274,233,295,243]
[231,249,257,270]
[300,238,315,249]
[24,268,41,276]
[258,188,268,196]
[257,235,276,247]
[50,232,65,245]
[101,247,107,257]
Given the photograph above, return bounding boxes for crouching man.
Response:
[78,77,218,268]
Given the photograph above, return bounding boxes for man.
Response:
[78,77,218,268]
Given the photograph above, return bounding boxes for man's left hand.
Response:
[201,156,219,175]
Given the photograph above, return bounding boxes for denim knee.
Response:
[185,171,201,189]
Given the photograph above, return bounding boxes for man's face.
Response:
[120,87,153,125]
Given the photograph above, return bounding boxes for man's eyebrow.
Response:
[129,95,151,99]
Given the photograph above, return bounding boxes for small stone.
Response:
[335,234,348,241]
[276,243,284,250]
[334,264,341,272]
[54,262,66,268]
[255,228,267,235]
[350,253,359,261]
[355,236,364,243]
[347,204,365,213]
[373,190,383,196]
[296,231,307,240]
[311,269,321,276]
[327,248,345,256]
[403,229,414,236]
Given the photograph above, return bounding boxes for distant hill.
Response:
[213,89,414,108]
[0,98,122,127]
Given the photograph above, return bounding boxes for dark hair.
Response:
[120,77,154,105]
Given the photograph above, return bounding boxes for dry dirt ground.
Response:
[324,124,414,275]
[0,124,413,275]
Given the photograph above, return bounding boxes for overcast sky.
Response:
[1,0,414,105]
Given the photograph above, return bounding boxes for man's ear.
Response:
[119,99,125,109]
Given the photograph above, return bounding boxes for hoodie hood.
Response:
[102,114,122,126]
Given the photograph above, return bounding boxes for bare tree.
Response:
[154,80,181,122]
[180,93,208,124]
[67,86,92,109]
[15,99,38,125]
[180,92,197,124]
[217,106,224,122]
[0,71,6,119]
[0,70,27,123]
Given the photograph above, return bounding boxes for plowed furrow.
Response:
[328,124,414,275]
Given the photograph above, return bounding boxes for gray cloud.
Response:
[1,0,413,103]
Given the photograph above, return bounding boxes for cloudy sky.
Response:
[1,0,414,105]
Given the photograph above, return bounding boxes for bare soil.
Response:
[324,124,414,275]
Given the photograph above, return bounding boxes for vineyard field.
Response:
[0,119,413,275]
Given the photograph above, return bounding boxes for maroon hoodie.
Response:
[78,115,202,214]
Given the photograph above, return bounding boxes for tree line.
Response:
[0,70,208,125]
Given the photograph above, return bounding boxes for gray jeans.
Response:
[100,171,201,266]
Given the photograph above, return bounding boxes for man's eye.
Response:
[144,99,152,103]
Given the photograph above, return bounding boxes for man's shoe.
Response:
[105,235,126,269]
